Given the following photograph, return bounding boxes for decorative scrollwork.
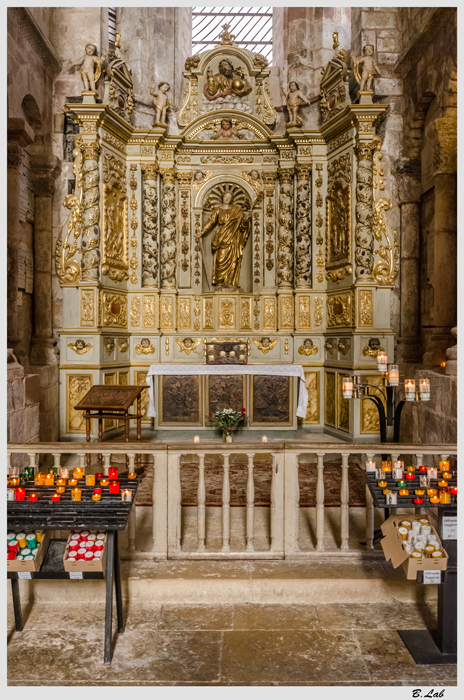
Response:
[372,147,399,286]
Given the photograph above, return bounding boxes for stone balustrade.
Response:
[7,442,456,561]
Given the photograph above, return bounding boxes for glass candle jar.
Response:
[108,467,119,479]
[45,474,54,486]
[56,486,65,494]
[51,493,61,502]
[121,489,132,502]
[429,495,440,504]
[86,475,96,486]
[128,472,137,479]
[95,472,104,479]
[392,463,403,480]
[450,487,457,496]
[377,481,388,488]
[342,377,353,399]
[7,488,15,501]
[100,479,109,487]
[388,364,399,386]
[419,378,430,400]
[28,493,39,501]
[375,467,383,479]
[92,493,101,501]
[71,488,82,502]
[56,478,66,487]
[427,489,437,496]
[405,379,416,401]
[413,497,423,504]
[385,492,397,505]
[15,488,26,501]
[73,467,84,479]
[10,477,20,487]
[377,351,388,372]
[9,466,20,478]
[428,468,438,480]
[399,489,409,496]
[109,480,120,494]
[439,460,449,472]
[25,466,35,479]
[381,461,391,472]
[68,479,78,487]
[438,480,448,488]
[59,467,69,479]
[440,490,451,505]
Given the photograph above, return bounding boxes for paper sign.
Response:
[442,516,457,540]
[423,570,442,585]
[69,572,83,579]
[17,572,32,579]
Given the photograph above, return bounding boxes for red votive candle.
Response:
[413,497,423,504]
[419,466,428,472]
[85,551,94,561]
[76,547,86,560]
[109,467,119,479]
[85,540,95,551]
[93,487,103,494]
[51,493,61,502]
[95,472,104,479]
[15,488,26,501]
[69,540,79,551]
[109,480,120,494]
[7,551,15,560]
[450,487,457,496]
[94,540,104,552]
[28,493,39,501]
[405,473,415,480]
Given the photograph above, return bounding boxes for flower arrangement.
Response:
[210,407,246,442]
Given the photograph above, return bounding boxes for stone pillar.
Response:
[7,119,34,347]
[423,117,457,365]
[395,158,422,362]
[445,327,457,376]
[277,168,294,289]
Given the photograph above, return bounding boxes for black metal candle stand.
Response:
[365,471,457,510]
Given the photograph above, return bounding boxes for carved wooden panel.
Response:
[324,372,336,427]
[251,375,291,425]
[66,374,93,433]
[208,375,245,415]
[302,371,320,424]
[134,371,152,425]
[160,375,201,425]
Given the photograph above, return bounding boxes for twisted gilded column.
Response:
[354,140,377,279]
[277,168,294,288]
[295,165,311,288]
[141,163,159,287]
[159,168,177,289]
[75,137,101,281]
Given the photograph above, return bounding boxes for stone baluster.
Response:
[78,453,86,476]
[197,453,206,552]
[102,452,112,476]
[52,453,61,477]
[365,452,375,549]
[271,452,284,553]
[126,453,137,554]
[284,452,300,554]
[177,457,182,551]
[316,453,325,551]
[340,454,350,550]
[246,453,255,552]
[153,452,169,559]
[222,453,230,552]
[270,454,276,550]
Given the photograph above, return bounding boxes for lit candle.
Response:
[109,480,120,494]
[439,460,449,472]
[381,461,391,472]
[59,467,69,479]
[95,472,104,479]
[427,488,437,496]
[419,378,430,401]
[71,488,82,501]
[365,460,376,472]
[405,473,415,480]
[413,497,423,504]
[397,480,407,488]
[86,474,96,486]
[92,493,101,501]
[14,488,25,501]
[28,493,38,501]
[68,479,78,487]
[440,490,450,504]
[93,487,103,494]
[262,436,269,443]
[418,466,428,472]
[450,486,457,496]
[121,489,132,502]
[405,379,416,401]
[56,478,66,487]
[51,493,61,502]
[100,479,109,487]
[438,480,448,488]
[405,465,416,472]
[415,490,425,496]
[377,351,388,372]
[7,488,15,501]
[73,467,84,479]
[428,467,438,480]
[193,435,200,444]
[45,474,54,486]
[392,461,403,479]
[128,472,137,479]
[442,472,452,480]
[399,489,409,496]
[430,495,440,504]
[109,467,119,479]
[377,481,388,488]
[10,477,20,487]
[342,377,353,399]
[388,364,399,386]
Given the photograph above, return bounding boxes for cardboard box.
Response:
[380,514,448,580]
[7,531,51,573]
[63,533,108,573]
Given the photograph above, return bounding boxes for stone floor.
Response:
[7,601,456,686]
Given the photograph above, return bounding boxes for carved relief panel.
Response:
[102,153,129,281]
[326,153,352,282]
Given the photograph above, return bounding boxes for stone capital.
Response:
[425,117,457,176]
[7,118,34,148]
[141,163,159,180]
[278,168,294,184]
[28,149,62,196]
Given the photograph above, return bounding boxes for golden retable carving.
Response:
[102,293,128,328]
[175,337,201,355]
[118,339,129,353]
[372,145,399,286]
[102,153,129,282]
[103,337,115,355]
[362,338,384,359]
[326,153,352,282]
[298,339,318,356]
[135,338,155,355]
[68,339,93,355]
[327,293,353,328]
[252,337,278,354]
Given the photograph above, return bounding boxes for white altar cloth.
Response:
[146,364,308,419]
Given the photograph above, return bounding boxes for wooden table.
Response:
[74,385,146,467]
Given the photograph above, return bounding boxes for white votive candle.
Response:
[342,377,353,399]
[405,379,415,401]
[262,436,268,443]
[392,461,403,480]
[365,460,376,473]
[193,435,200,444]
[377,351,388,372]
[419,378,430,401]
[388,364,399,386]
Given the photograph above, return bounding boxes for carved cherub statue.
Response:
[210,118,245,140]
[285,81,311,127]
[151,82,172,125]
[69,44,102,92]
[354,44,381,93]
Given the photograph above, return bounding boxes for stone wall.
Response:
[7,350,40,467]
[400,369,457,445]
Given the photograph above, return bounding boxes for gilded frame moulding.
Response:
[314,297,324,327]
[302,371,320,424]
[326,292,354,328]
[279,295,294,329]
[143,295,157,328]
[66,373,93,434]
[178,297,192,330]
[358,289,374,326]
[80,289,95,327]
[240,297,252,330]
[158,374,202,427]
[262,296,276,331]
[218,297,236,330]
[159,295,175,330]
[203,297,214,330]
[101,292,128,328]
[130,296,141,327]
[298,295,311,329]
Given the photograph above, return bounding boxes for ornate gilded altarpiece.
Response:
[56,40,398,441]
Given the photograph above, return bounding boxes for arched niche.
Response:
[20,94,43,136]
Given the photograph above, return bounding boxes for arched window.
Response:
[192,7,273,63]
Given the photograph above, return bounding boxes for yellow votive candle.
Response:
[45,474,54,486]
[378,481,388,488]
[405,465,416,472]
[128,472,137,479]
[440,491,450,504]
[430,495,440,504]
[399,489,409,496]
[427,489,437,496]
[383,489,392,495]
[68,479,78,487]
[56,486,65,494]
[439,460,449,472]
[438,480,448,488]
[56,478,66,487]
[92,493,101,501]
[35,474,45,486]
[381,461,391,472]
[73,467,84,479]
[100,479,109,487]
[71,488,82,501]
[442,472,452,480]
[86,475,96,486]
[415,490,425,496]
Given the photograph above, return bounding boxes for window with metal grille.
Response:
[108,7,117,44]
[192,7,273,64]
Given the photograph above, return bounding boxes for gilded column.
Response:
[295,165,311,288]
[141,163,159,287]
[159,168,177,289]
[262,171,277,288]
[277,168,294,288]
[354,140,376,279]
[76,137,101,281]
[177,172,193,288]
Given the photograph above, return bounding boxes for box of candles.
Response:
[7,530,51,572]
[63,529,108,572]
[380,515,448,580]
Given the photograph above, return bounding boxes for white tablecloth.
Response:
[146,364,309,418]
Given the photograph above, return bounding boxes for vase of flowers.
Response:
[210,407,246,442]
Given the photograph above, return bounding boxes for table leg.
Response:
[137,397,142,468]
[98,417,103,464]
[11,579,23,632]
[114,531,125,634]
[125,414,129,467]
[104,531,114,664]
